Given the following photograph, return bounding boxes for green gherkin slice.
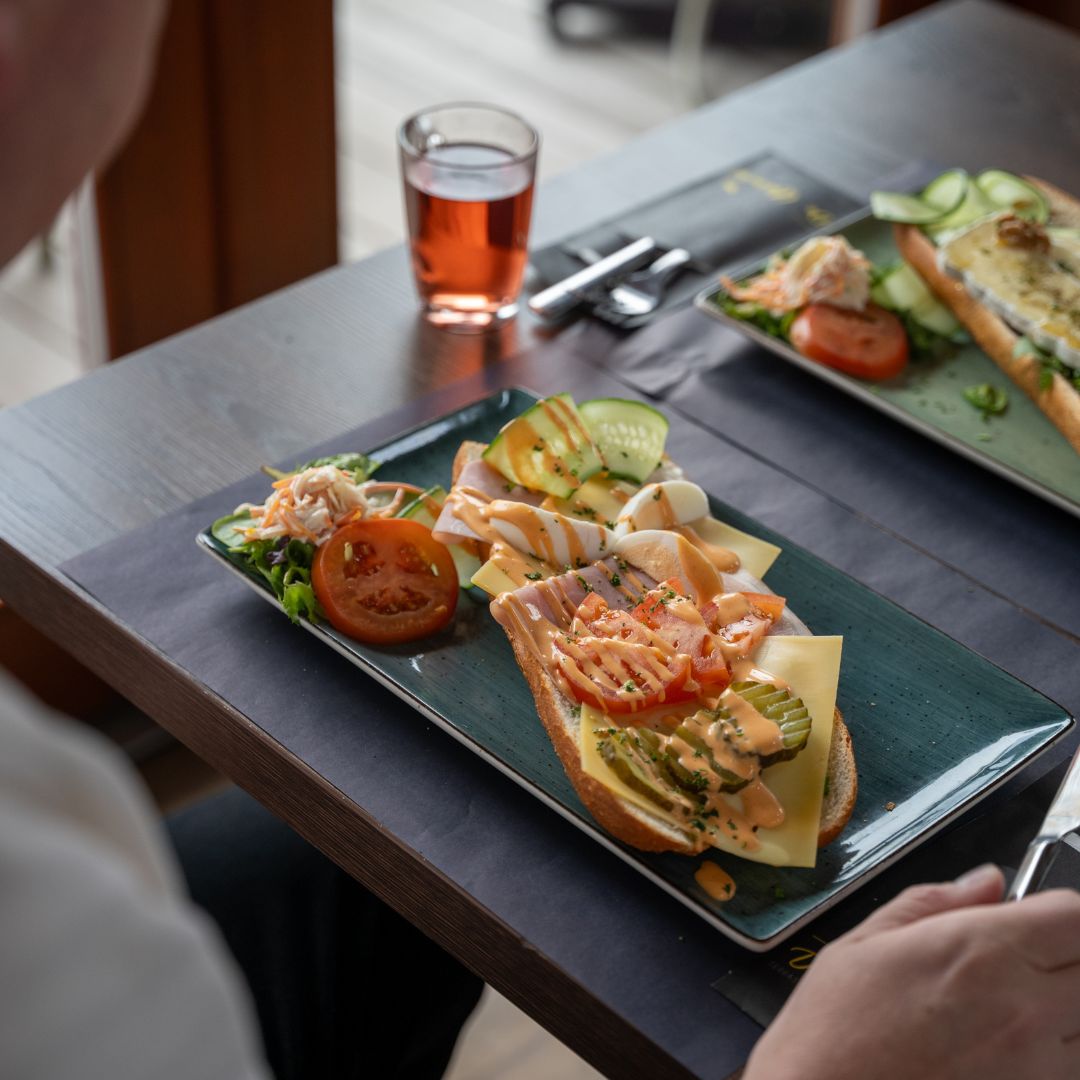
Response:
[598,737,677,813]
[730,680,812,767]
[671,723,749,792]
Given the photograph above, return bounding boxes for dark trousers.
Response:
[168,787,484,1079]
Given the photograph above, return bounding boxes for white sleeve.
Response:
[0,671,270,1080]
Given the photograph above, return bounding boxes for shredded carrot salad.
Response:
[236,467,426,545]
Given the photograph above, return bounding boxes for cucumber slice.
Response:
[210,511,252,548]
[875,263,961,337]
[975,169,1049,223]
[397,485,481,587]
[398,485,447,525]
[870,169,970,225]
[578,397,670,484]
[925,180,997,238]
[482,393,604,499]
[921,168,970,211]
[910,295,960,337]
[879,262,932,311]
[870,191,947,225]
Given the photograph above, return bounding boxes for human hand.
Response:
[744,864,1080,1080]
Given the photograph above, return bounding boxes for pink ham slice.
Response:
[491,559,658,633]
[432,460,546,546]
[492,560,809,640]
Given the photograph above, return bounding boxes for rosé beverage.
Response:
[399,106,539,331]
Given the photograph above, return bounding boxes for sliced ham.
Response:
[432,460,546,546]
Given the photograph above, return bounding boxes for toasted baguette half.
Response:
[453,440,858,853]
[893,178,1080,455]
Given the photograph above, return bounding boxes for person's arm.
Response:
[0,672,270,1079]
[745,864,1080,1080]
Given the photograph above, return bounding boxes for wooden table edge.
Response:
[0,537,725,1080]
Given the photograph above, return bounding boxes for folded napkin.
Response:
[529,150,863,328]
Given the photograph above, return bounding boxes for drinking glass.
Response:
[398,103,539,332]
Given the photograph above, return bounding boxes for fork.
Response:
[599,247,693,320]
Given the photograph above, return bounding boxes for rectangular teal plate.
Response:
[197,388,1072,950]
[695,211,1080,520]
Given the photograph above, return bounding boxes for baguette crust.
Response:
[893,178,1080,455]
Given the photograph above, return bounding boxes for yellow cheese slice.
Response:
[543,474,636,527]
[580,634,842,868]
[470,546,556,596]
[688,515,781,580]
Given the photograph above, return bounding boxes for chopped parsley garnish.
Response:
[576,574,592,592]
[623,681,637,692]
[609,573,621,587]
[963,382,1009,419]
[524,572,543,581]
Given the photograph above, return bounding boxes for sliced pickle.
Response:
[598,737,677,813]
[671,722,749,792]
[730,680,812,766]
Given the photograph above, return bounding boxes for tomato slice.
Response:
[742,592,787,624]
[629,579,731,692]
[790,302,909,381]
[311,519,458,644]
[556,589,694,714]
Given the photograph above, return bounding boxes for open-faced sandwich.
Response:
[871,168,1080,455]
[432,394,857,870]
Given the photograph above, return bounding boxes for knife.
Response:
[528,236,659,321]
[1007,742,1080,900]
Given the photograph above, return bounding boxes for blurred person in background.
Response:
[0,3,481,1078]
[3,4,1080,1080]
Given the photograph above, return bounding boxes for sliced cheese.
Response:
[470,545,555,596]
[579,702,694,831]
[686,516,781,580]
[543,475,637,527]
[580,634,842,868]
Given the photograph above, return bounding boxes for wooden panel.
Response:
[94,0,337,359]
[94,1,218,357]
[208,1,338,308]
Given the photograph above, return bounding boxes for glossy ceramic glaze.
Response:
[200,389,1072,949]
[696,212,1080,520]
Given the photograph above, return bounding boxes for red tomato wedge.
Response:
[312,519,458,645]
[790,302,909,381]
[741,592,787,623]
[629,579,730,692]
[556,588,695,714]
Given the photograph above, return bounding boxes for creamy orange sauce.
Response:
[486,541,550,590]
[675,524,741,573]
[711,592,751,626]
[695,862,736,902]
[740,778,784,829]
[721,687,783,759]
[500,397,595,492]
[616,532,721,605]
[493,552,797,856]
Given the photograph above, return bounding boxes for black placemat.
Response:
[530,150,863,325]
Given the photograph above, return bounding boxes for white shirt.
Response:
[0,671,269,1079]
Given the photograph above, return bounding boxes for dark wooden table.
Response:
[3,3,1080,1077]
